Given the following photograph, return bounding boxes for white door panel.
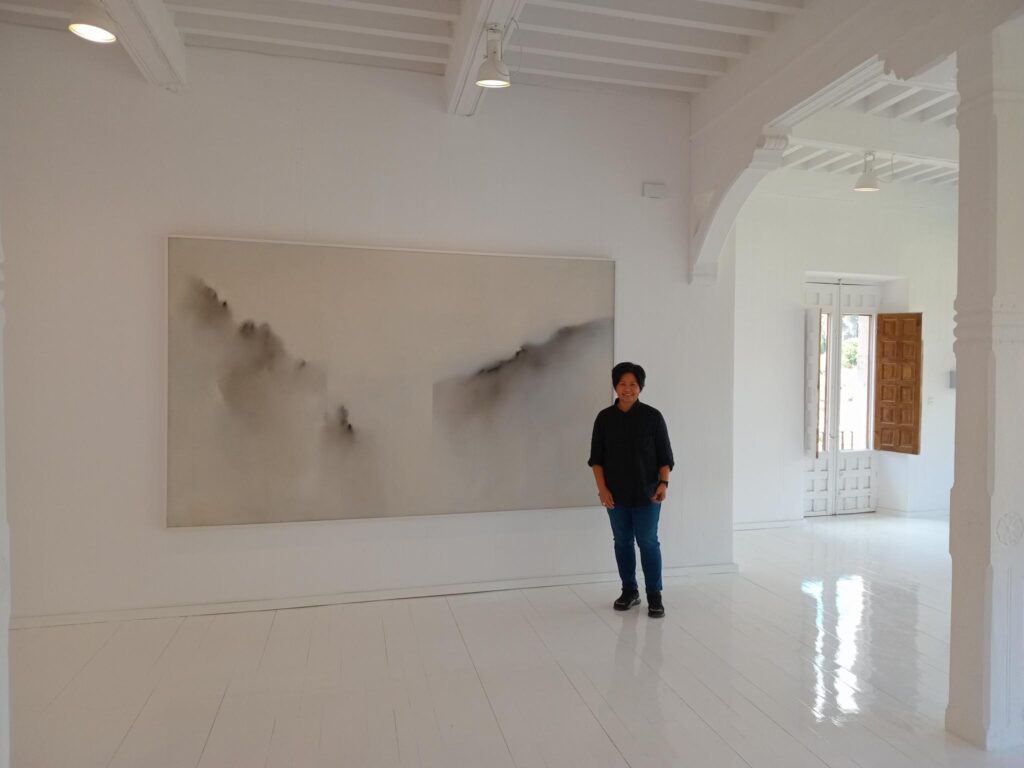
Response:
[803,282,879,517]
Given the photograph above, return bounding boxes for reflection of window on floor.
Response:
[801,575,865,719]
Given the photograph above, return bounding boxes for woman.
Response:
[588,362,674,618]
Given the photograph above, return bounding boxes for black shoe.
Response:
[613,589,640,611]
[647,591,665,618]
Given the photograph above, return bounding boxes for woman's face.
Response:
[615,373,641,406]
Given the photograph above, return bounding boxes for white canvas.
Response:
[167,237,614,526]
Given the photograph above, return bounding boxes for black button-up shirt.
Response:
[588,400,674,506]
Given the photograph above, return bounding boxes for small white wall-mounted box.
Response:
[642,182,667,199]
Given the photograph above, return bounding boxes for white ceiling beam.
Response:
[507,28,729,76]
[878,159,920,178]
[690,0,802,13]
[103,0,187,91]
[902,53,957,91]
[513,51,706,90]
[792,108,958,165]
[832,79,889,109]
[289,0,459,22]
[507,70,676,95]
[171,11,451,54]
[526,0,774,37]
[445,0,526,116]
[180,31,444,72]
[0,3,65,21]
[168,0,453,44]
[516,5,748,58]
[863,84,921,115]
[914,167,960,184]
[782,146,829,167]
[832,69,957,112]
[934,174,959,186]
[885,161,927,180]
[178,27,446,64]
[512,46,718,75]
[920,96,959,124]
[514,21,746,58]
[813,142,957,173]
[805,151,850,171]
[793,136,957,175]
[513,66,702,92]
[0,1,187,90]
[889,88,957,119]
[825,155,866,174]
[894,163,951,182]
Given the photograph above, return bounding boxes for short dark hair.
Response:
[612,361,646,390]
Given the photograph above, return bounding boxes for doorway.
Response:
[804,281,879,516]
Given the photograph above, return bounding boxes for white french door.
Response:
[803,282,879,517]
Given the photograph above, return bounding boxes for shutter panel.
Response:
[873,313,923,454]
[805,308,822,457]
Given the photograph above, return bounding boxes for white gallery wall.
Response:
[733,170,957,526]
[0,24,735,619]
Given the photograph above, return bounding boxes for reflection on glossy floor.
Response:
[11,513,1024,767]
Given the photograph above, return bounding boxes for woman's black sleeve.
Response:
[587,415,604,467]
[655,413,674,470]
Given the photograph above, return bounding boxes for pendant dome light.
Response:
[475,25,510,89]
[68,0,118,44]
[854,151,881,192]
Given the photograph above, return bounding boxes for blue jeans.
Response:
[607,503,662,593]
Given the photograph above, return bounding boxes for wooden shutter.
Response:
[804,308,822,457]
[873,313,922,454]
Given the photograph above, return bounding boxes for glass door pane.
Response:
[817,312,831,455]
[838,314,873,451]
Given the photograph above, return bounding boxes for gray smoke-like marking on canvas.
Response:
[432,318,613,515]
[167,279,380,525]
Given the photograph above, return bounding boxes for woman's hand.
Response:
[651,482,668,503]
[598,487,615,508]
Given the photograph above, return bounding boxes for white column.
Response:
[947,14,1024,751]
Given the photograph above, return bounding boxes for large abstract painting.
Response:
[167,237,614,526]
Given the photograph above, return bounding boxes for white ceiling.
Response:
[1,0,806,94]
[784,57,960,188]
[502,0,804,96]
[1,0,959,187]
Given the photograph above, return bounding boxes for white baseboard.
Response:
[734,519,804,531]
[876,506,949,519]
[10,562,738,629]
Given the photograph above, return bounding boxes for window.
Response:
[838,314,872,451]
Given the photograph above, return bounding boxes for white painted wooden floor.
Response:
[12,514,1024,767]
